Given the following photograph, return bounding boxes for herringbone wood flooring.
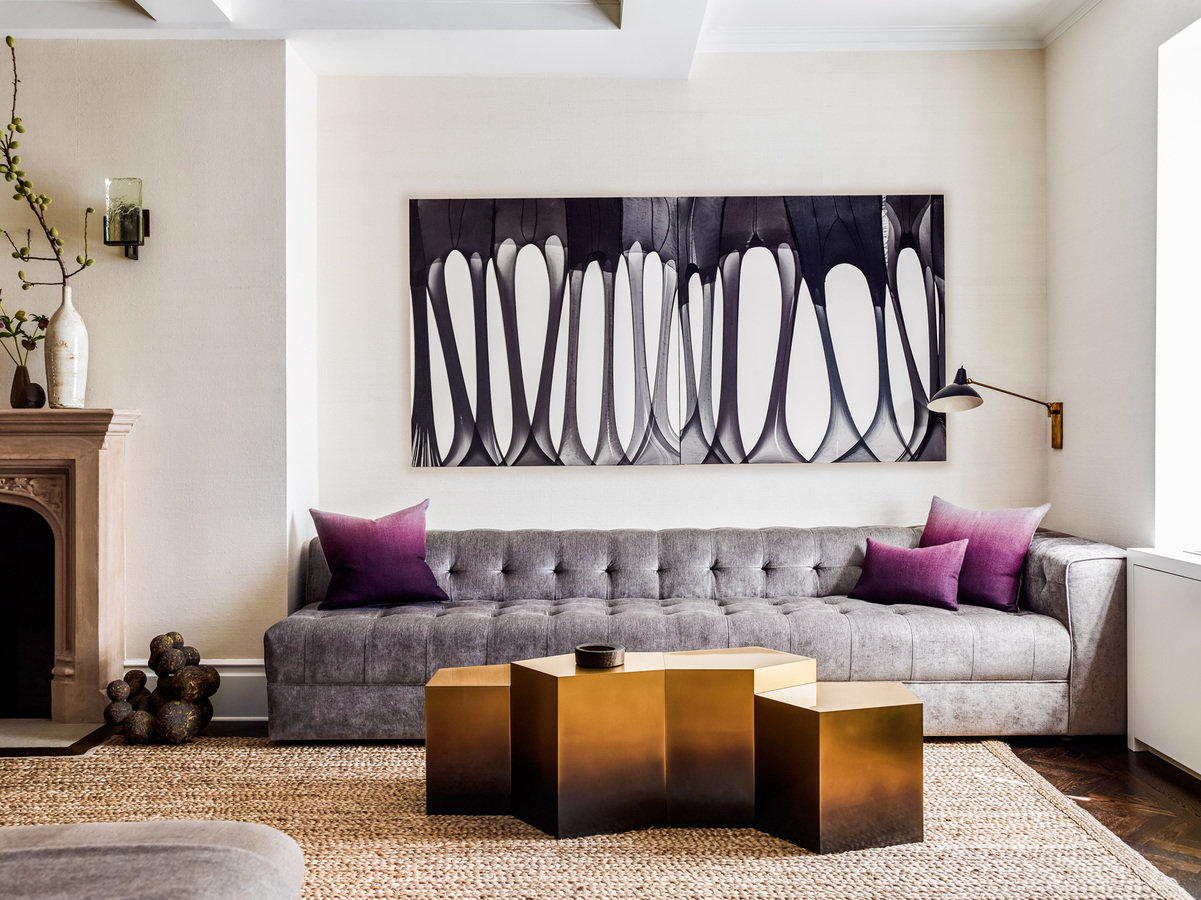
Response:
[1012,738,1201,898]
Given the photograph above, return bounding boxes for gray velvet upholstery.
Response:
[267,526,1126,740]
[0,820,305,900]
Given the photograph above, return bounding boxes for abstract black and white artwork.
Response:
[409,195,945,466]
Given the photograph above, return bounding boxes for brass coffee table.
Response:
[424,647,923,851]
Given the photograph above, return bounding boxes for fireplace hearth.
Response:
[0,409,138,722]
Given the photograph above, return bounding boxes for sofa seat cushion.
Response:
[265,596,1070,685]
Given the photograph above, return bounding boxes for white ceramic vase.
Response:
[45,284,88,409]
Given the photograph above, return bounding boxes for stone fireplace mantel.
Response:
[0,409,139,722]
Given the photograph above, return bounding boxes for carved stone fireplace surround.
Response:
[0,409,138,722]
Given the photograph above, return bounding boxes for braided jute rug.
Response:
[0,738,1188,900]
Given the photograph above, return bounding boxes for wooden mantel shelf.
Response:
[0,408,140,436]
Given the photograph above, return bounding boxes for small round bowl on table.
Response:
[574,644,625,669]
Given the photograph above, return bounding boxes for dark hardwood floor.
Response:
[1012,737,1201,898]
[210,723,1201,894]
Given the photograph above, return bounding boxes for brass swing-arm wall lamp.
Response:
[928,366,1064,450]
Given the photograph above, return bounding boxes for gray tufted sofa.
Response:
[264,525,1127,741]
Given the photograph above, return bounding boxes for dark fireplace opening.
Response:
[0,503,54,718]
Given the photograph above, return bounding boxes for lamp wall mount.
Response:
[968,378,1063,450]
[928,366,1063,450]
[102,208,149,259]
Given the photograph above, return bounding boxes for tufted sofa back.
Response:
[304,525,924,608]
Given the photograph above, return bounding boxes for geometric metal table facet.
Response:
[664,648,818,826]
[424,663,511,814]
[425,648,924,853]
[755,681,924,853]
[510,651,669,838]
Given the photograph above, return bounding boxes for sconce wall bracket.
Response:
[103,208,150,260]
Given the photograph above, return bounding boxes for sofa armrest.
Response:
[1021,531,1127,735]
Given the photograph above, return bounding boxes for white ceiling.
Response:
[0,0,1102,77]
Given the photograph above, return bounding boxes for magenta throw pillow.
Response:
[310,500,449,609]
[918,496,1050,612]
[849,537,969,611]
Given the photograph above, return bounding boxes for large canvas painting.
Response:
[409,195,945,467]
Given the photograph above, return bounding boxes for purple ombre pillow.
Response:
[310,500,449,610]
[918,496,1050,612]
[849,537,969,611]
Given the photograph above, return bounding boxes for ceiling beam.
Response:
[233,1,619,32]
[0,0,1109,73]
[134,0,232,25]
[0,0,155,30]
[289,0,711,77]
[0,0,623,38]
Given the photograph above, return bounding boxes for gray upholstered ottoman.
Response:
[0,820,305,900]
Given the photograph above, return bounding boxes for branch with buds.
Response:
[0,35,94,291]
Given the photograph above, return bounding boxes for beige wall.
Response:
[317,51,1051,532]
[1046,0,1201,547]
[0,41,290,662]
[0,12,1184,708]
[0,36,1129,675]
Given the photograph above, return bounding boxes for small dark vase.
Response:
[10,365,46,409]
[19,381,46,408]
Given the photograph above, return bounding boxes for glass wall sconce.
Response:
[103,177,149,260]
[928,366,1064,450]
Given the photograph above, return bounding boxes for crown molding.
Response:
[695,25,1043,55]
[1041,0,1104,46]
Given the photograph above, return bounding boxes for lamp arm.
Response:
[966,379,1053,412]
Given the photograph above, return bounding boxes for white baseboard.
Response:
[124,658,268,721]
